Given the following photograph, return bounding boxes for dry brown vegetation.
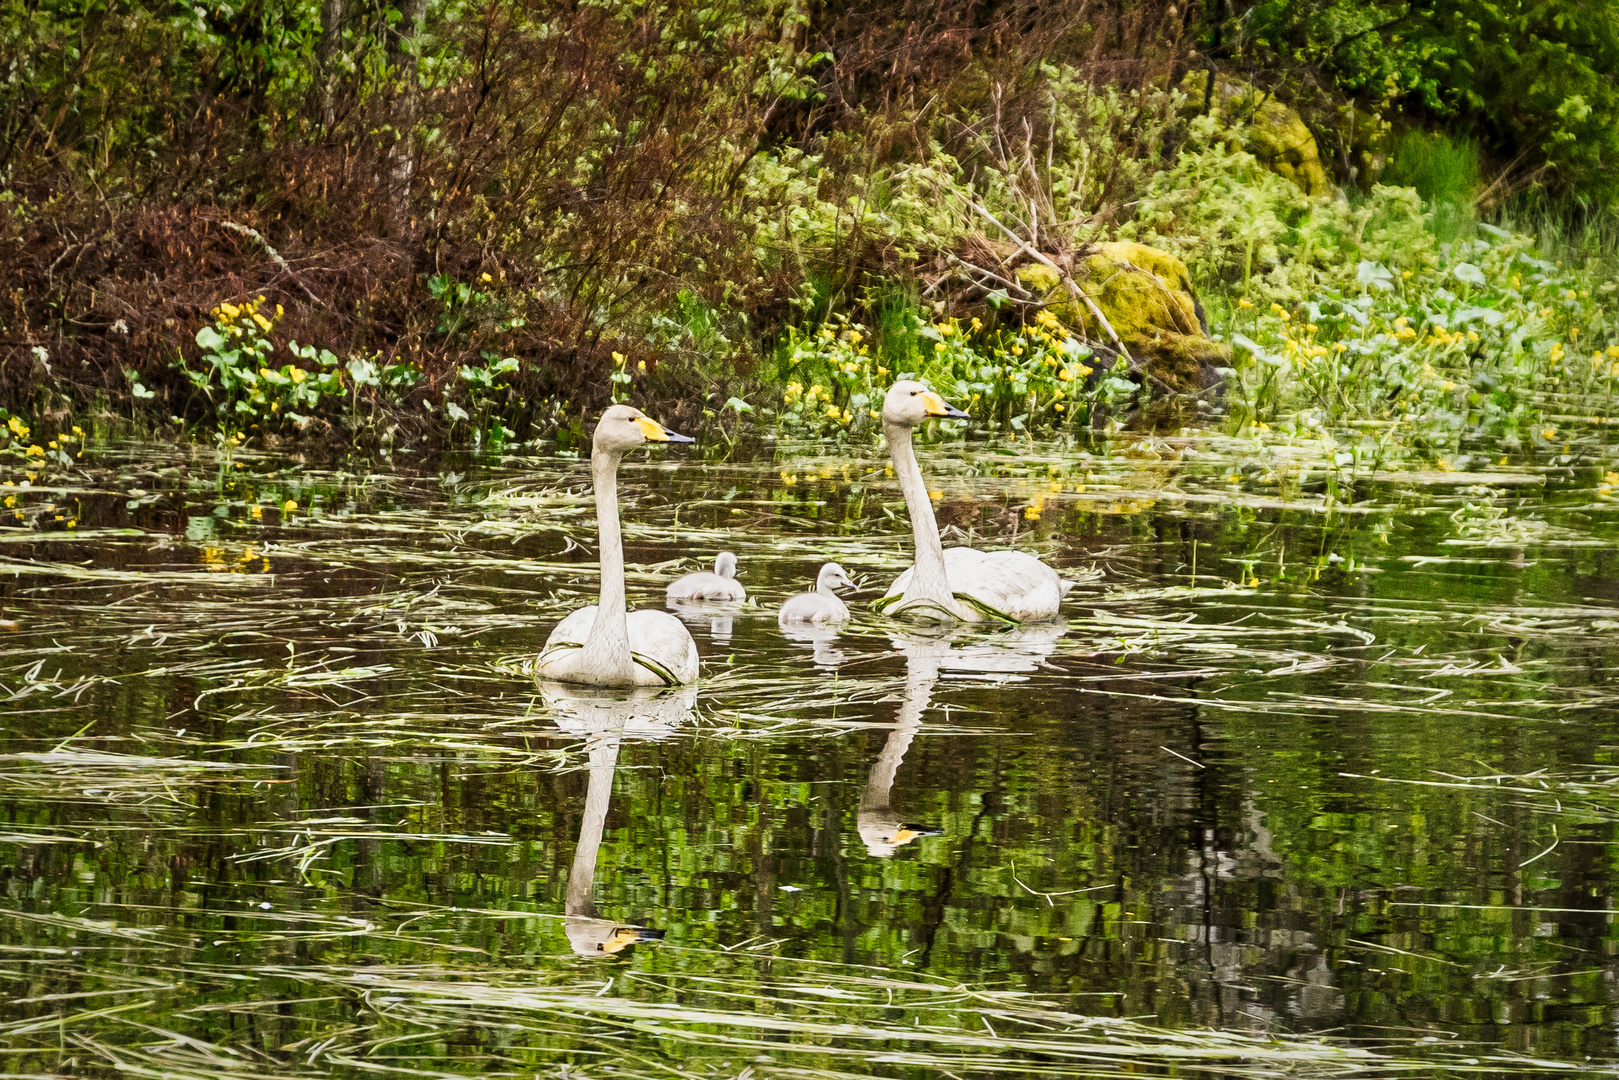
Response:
[0,0,1189,436]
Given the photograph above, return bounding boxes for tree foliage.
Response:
[1199,0,1619,201]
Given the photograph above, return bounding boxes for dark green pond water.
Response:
[1,432,1617,1079]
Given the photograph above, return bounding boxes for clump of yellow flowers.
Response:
[188,296,345,438]
[773,305,1125,441]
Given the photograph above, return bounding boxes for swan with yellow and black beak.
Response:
[537,404,700,686]
[874,380,1072,623]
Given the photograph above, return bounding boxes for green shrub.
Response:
[1223,222,1619,460]
[768,305,1140,441]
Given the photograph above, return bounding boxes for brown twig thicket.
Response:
[0,0,1188,434]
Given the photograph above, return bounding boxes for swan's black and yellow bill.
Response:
[636,417,695,443]
[601,924,666,954]
[920,391,970,420]
[886,823,945,849]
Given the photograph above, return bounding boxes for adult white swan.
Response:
[536,405,700,686]
[873,380,1071,623]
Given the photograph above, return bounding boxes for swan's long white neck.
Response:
[579,448,635,681]
[860,649,938,812]
[886,420,961,615]
[566,730,622,917]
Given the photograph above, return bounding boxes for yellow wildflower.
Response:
[252,313,272,332]
[290,368,306,383]
[283,500,298,512]
[1238,298,1254,309]
[480,273,493,283]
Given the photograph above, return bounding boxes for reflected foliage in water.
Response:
[0,435,1617,1077]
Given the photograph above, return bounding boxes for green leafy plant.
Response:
[770,306,1141,440]
[1223,222,1619,463]
[184,298,344,436]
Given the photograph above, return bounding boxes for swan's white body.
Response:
[882,547,1069,623]
[540,605,698,687]
[778,562,855,625]
[874,381,1071,624]
[666,551,746,603]
[536,406,700,687]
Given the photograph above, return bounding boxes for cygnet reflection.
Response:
[665,600,736,646]
[859,624,1066,858]
[778,622,849,668]
[540,681,697,956]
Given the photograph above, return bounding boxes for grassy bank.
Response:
[1,0,1617,470]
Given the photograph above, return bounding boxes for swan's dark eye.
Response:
[910,390,919,396]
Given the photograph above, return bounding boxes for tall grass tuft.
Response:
[1382,129,1482,242]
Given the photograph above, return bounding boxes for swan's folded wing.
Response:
[626,608,700,685]
[943,547,1066,623]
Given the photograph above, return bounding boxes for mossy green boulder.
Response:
[1016,241,1229,393]
[1182,74,1333,198]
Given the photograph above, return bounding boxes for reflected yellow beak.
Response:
[888,827,923,847]
[600,926,643,954]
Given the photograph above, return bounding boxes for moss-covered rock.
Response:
[1015,241,1229,393]
[1182,74,1333,198]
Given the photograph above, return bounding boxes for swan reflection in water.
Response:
[540,680,697,956]
[665,600,738,647]
[778,622,850,669]
[859,624,1066,857]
